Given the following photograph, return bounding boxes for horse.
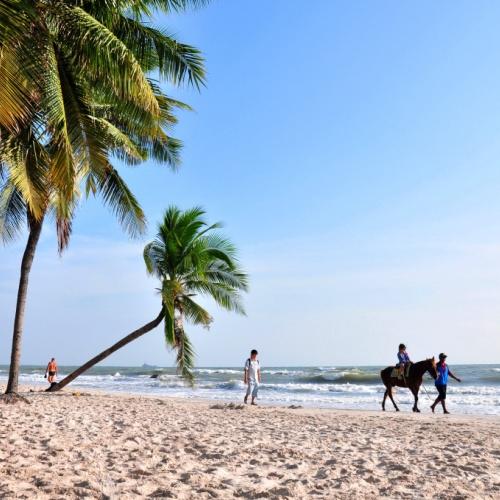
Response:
[380,358,437,412]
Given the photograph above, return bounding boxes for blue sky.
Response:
[2,0,500,366]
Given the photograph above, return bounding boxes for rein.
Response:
[421,366,437,401]
[421,380,433,401]
[409,362,435,401]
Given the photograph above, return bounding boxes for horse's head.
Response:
[427,357,438,380]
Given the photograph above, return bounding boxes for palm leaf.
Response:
[4,130,49,220]
[90,117,146,164]
[92,164,146,237]
[182,295,212,327]
[54,2,160,115]
[43,43,77,200]
[113,17,205,88]
[174,318,195,385]
[0,0,35,129]
[161,279,178,344]
[0,180,26,243]
[128,0,210,18]
[0,43,31,130]
[186,280,246,315]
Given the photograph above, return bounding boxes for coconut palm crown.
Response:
[143,206,249,382]
[0,0,207,396]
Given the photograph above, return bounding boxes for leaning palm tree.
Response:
[49,207,248,391]
[0,0,207,396]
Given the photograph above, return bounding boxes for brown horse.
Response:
[381,358,437,412]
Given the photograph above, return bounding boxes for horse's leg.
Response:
[382,388,387,411]
[411,386,420,413]
[388,386,399,411]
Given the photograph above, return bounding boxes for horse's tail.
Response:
[380,367,391,386]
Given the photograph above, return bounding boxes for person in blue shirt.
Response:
[431,353,461,414]
[397,343,411,377]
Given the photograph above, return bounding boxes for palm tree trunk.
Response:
[47,310,165,392]
[5,212,44,394]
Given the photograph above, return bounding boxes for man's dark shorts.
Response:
[436,384,447,400]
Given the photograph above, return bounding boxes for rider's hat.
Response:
[438,353,447,359]
[399,343,406,350]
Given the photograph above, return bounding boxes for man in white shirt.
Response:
[243,349,261,405]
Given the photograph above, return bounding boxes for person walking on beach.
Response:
[431,353,461,414]
[244,349,261,405]
[45,358,58,384]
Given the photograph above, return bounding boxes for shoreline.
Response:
[4,381,499,417]
[3,363,498,417]
[1,388,499,498]
[10,384,500,420]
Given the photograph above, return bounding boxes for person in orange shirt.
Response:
[45,358,58,384]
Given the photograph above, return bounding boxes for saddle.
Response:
[390,362,412,379]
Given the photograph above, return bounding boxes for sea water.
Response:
[1,364,499,415]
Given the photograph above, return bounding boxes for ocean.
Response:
[1,364,499,415]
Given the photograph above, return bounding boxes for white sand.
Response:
[0,388,499,499]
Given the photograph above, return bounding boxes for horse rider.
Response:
[397,343,411,378]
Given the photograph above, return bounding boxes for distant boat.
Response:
[141,363,158,369]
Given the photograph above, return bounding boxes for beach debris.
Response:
[288,404,303,409]
[209,402,245,410]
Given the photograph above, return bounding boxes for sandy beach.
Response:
[0,389,498,499]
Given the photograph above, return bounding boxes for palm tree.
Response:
[49,206,248,391]
[0,0,207,396]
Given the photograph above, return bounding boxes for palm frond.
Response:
[201,261,249,291]
[0,180,26,243]
[164,308,175,346]
[4,131,49,220]
[0,43,31,130]
[113,17,205,88]
[146,130,182,167]
[173,317,195,385]
[128,0,210,18]
[90,117,146,164]
[182,295,212,327]
[185,280,246,315]
[92,164,146,237]
[54,2,160,115]
[143,241,158,275]
[161,279,178,344]
[48,190,79,253]
[43,43,77,200]
[144,240,170,278]
[0,0,35,129]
